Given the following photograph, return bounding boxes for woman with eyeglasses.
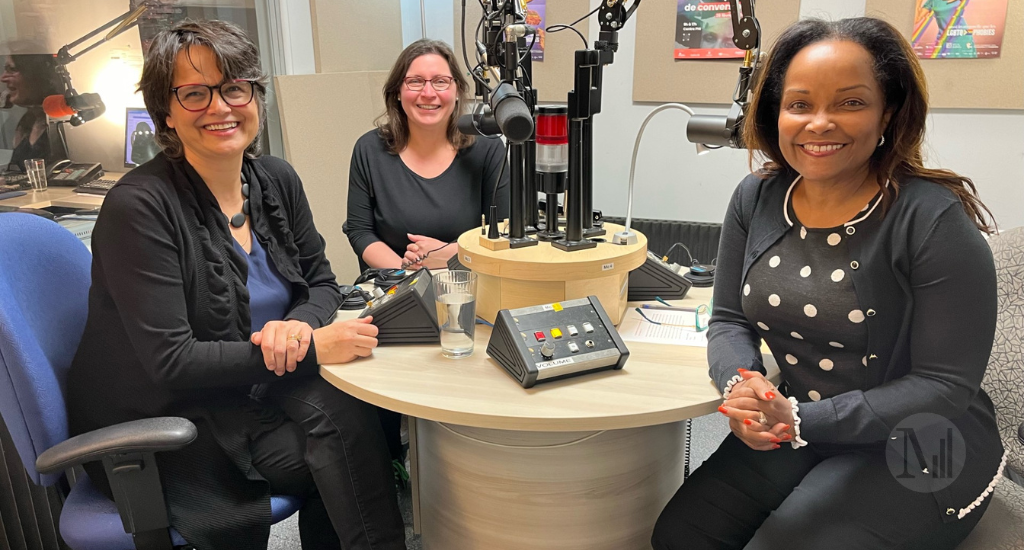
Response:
[652,17,1001,549]
[343,39,509,271]
[67,20,407,550]
[0,51,64,168]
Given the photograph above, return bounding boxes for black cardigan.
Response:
[67,153,343,549]
[710,172,1003,524]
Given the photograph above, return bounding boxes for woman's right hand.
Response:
[311,317,380,364]
[719,379,791,451]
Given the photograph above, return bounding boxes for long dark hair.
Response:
[743,17,994,233]
[138,20,269,159]
[375,39,472,154]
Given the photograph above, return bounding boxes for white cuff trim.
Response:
[958,451,1007,520]
[787,397,809,449]
[722,375,742,399]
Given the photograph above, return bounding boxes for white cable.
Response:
[619,103,696,242]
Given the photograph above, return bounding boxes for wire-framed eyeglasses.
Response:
[403,76,454,92]
[170,79,257,112]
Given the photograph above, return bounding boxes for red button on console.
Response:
[534,331,546,341]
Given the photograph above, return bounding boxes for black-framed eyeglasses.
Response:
[403,76,454,92]
[170,79,257,112]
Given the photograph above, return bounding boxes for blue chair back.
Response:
[0,213,91,485]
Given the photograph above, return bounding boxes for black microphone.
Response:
[685,101,745,149]
[457,105,502,137]
[489,82,533,144]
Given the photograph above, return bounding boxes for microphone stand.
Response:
[553,0,640,252]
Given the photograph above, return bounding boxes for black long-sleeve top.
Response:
[67,152,343,549]
[709,171,1003,524]
[343,130,509,266]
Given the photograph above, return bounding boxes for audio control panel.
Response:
[486,296,629,388]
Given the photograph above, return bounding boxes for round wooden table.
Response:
[321,286,771,550]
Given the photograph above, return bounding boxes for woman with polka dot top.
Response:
[652,18,1003,550]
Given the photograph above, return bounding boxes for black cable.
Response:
[489,141,511,211]
[546,24,588,48]
[462,0,493,93]
[517,31,537,66]
[568,4,601,27]
[401,241,456,269]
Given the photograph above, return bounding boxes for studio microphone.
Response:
[457,104,501,137]
[489,82,533,144]
[685,101,745,149]
[42,92,106,122]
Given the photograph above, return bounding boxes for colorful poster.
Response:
[526,0,546,62]
[674,0,744,59]
[911,0,1008,59]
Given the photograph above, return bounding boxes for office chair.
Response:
[0,213,302,549]
[957,226,1024,549]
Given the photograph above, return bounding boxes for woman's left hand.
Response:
[720,370,796,443]
[250,320,314,376]
[404,234,453,269]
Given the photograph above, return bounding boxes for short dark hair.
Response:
[743,17,993,233]
[138,19,268,159]
[375,39,472,154]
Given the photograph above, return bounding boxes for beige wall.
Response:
[276,71,388,285]
[309,0,403,73]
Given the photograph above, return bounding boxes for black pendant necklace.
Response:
[229,171,250,228]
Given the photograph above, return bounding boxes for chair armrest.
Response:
[35,417,197,474]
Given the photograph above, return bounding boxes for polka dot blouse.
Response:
[741,177,884,404]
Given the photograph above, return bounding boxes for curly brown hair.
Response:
[375,39,473,154]
[743,17,995,233]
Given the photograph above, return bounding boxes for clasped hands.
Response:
[403,233,451,270]
[250,317,379,376]
[719,369,796,451]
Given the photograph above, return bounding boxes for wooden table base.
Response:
[414,419,686,550]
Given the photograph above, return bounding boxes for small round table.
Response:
[321,286,768,550]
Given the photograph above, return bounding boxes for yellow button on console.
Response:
[552,303,563,312]
[551,328,563,339]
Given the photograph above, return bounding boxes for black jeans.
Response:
[652,433,989,550]
[251,375,406,550]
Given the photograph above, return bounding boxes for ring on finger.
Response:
[758,411,768,425]
[287,334,301,342]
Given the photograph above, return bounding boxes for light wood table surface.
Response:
[322,284,777,550]
[0,186,104,210]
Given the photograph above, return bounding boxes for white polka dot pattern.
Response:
[831,269,845,282]
[848,309,865,323]
[804,304,818,317]
[862,356,868,366]
[744,284,750,296]
[791,332,803,339]
[757,322,770,331]
[808,390,822,401]
[827,233,841,246]
[769,256,781,268]
[819,358,834,371]
[769,294,781,307]
[800,266,812,277]
[786,354,798,365]
[800,226,807,239]
[829,341,844,348]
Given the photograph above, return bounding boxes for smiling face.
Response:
[400,54,457,135]
[164,45,259,165]
[777,40,892,187]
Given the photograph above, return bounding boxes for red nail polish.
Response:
[782,434,792,441]
[772,444,781,450]
[718,406,729,415]
[770,437,781,444]
[782,424,791,432]
[743,419,752,425]
[765,391,776,400]
[737,368,748,374]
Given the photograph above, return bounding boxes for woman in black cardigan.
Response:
[652,18,1002,549]
[67,21,406,550]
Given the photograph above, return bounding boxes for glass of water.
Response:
[433,270,478,358]
[24,158,46,191]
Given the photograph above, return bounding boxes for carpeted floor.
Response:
[267,413,731,549]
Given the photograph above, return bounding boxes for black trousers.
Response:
[652,433,989,550]
[252,375,406,550]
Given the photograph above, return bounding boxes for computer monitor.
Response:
[124,107,159,168]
